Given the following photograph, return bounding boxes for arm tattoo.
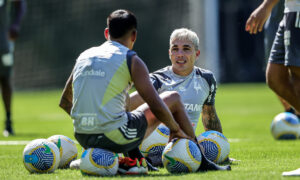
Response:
[201,105,223,133]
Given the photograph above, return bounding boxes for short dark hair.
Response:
[107,9,137,39]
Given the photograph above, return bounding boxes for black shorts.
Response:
[0,52,13,77]
[269,12,300,67]
[75,110,148,153]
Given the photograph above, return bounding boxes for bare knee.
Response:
[266,63,289,91]
[160,91,181,104]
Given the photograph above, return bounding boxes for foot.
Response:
[195,138,231,171]
[139,158,149,174]
[70,159,81,170]
[198,159,231,171]
[3,128,14,137]
[4,120,14,137]
[145,158,159,171]
[118,157,148,175]
[282,168,300,176]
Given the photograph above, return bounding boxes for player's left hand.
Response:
[9,24,20,40]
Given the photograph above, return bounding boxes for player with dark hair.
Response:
[60,9,230,174]
[0,0,26,137]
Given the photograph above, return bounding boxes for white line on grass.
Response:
[0,140,79,145]
[228,138,241,143]
[0,141,31,145]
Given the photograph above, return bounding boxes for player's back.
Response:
[71,41,132,134]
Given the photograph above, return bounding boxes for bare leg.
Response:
[136,91,195,140]
[0,76,13,135]
[288,66,300,114]
[266,63,300,114]
[0,76,12,114]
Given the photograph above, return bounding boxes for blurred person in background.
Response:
[246,0,300,176]
[245,0,300,118]
[0,0,26,137]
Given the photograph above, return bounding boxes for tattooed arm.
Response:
[201,104,222,133]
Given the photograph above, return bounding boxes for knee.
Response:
[266,70,281,91]
[161,91,182,104]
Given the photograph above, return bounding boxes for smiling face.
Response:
[169,39,200,76]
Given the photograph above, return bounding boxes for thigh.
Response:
[266,62,290,83]
[289,66,300,82]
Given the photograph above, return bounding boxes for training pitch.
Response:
[0,83,300,180]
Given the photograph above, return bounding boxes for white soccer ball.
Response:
[270,112,300,139]
[139,124,170,166]
[197,130,230,163]
[80,148,119,176]
[47,135,78,168]
[23,139,60,173]
[162,138,201,173]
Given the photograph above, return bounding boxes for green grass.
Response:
[1,83,300,179]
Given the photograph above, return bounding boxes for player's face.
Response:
[169,39,200,76]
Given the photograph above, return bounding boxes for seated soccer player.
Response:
[129,28,227,167]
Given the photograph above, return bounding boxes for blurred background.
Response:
[13,0,267,90]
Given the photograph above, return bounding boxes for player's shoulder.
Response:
[151,66,172,81]
[194,67,216,84]
[195,67,214,77]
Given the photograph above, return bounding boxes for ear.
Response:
[104,28,109,40]
[131,30,137,42]
[196,50,200,57]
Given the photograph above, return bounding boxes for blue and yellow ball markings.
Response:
[25,144,57,172]
[89,148,117,169]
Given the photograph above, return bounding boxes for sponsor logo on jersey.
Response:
[82,69,106,77]
[184,103,201,112]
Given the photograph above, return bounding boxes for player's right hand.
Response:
[245,4,272,34]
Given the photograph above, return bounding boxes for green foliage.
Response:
[1,84,300,179]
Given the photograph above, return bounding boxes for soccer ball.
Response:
[47,135,78,168]
[197,130,230,163]
[23,139,60,173]
[139,124,170,166]
[162,138,201,173]
[270,112,300,139]
[80,148,119,176]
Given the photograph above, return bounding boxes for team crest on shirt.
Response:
[193,81,202,94]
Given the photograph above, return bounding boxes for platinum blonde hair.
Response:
[169,28,199,50]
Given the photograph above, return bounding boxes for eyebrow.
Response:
[171,44,192,48]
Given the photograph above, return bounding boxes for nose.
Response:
[176,49,184,57]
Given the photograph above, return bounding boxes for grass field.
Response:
[1,83,300,180]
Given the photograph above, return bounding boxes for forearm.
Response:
[201,105,223,133]
[148,99,180,133]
